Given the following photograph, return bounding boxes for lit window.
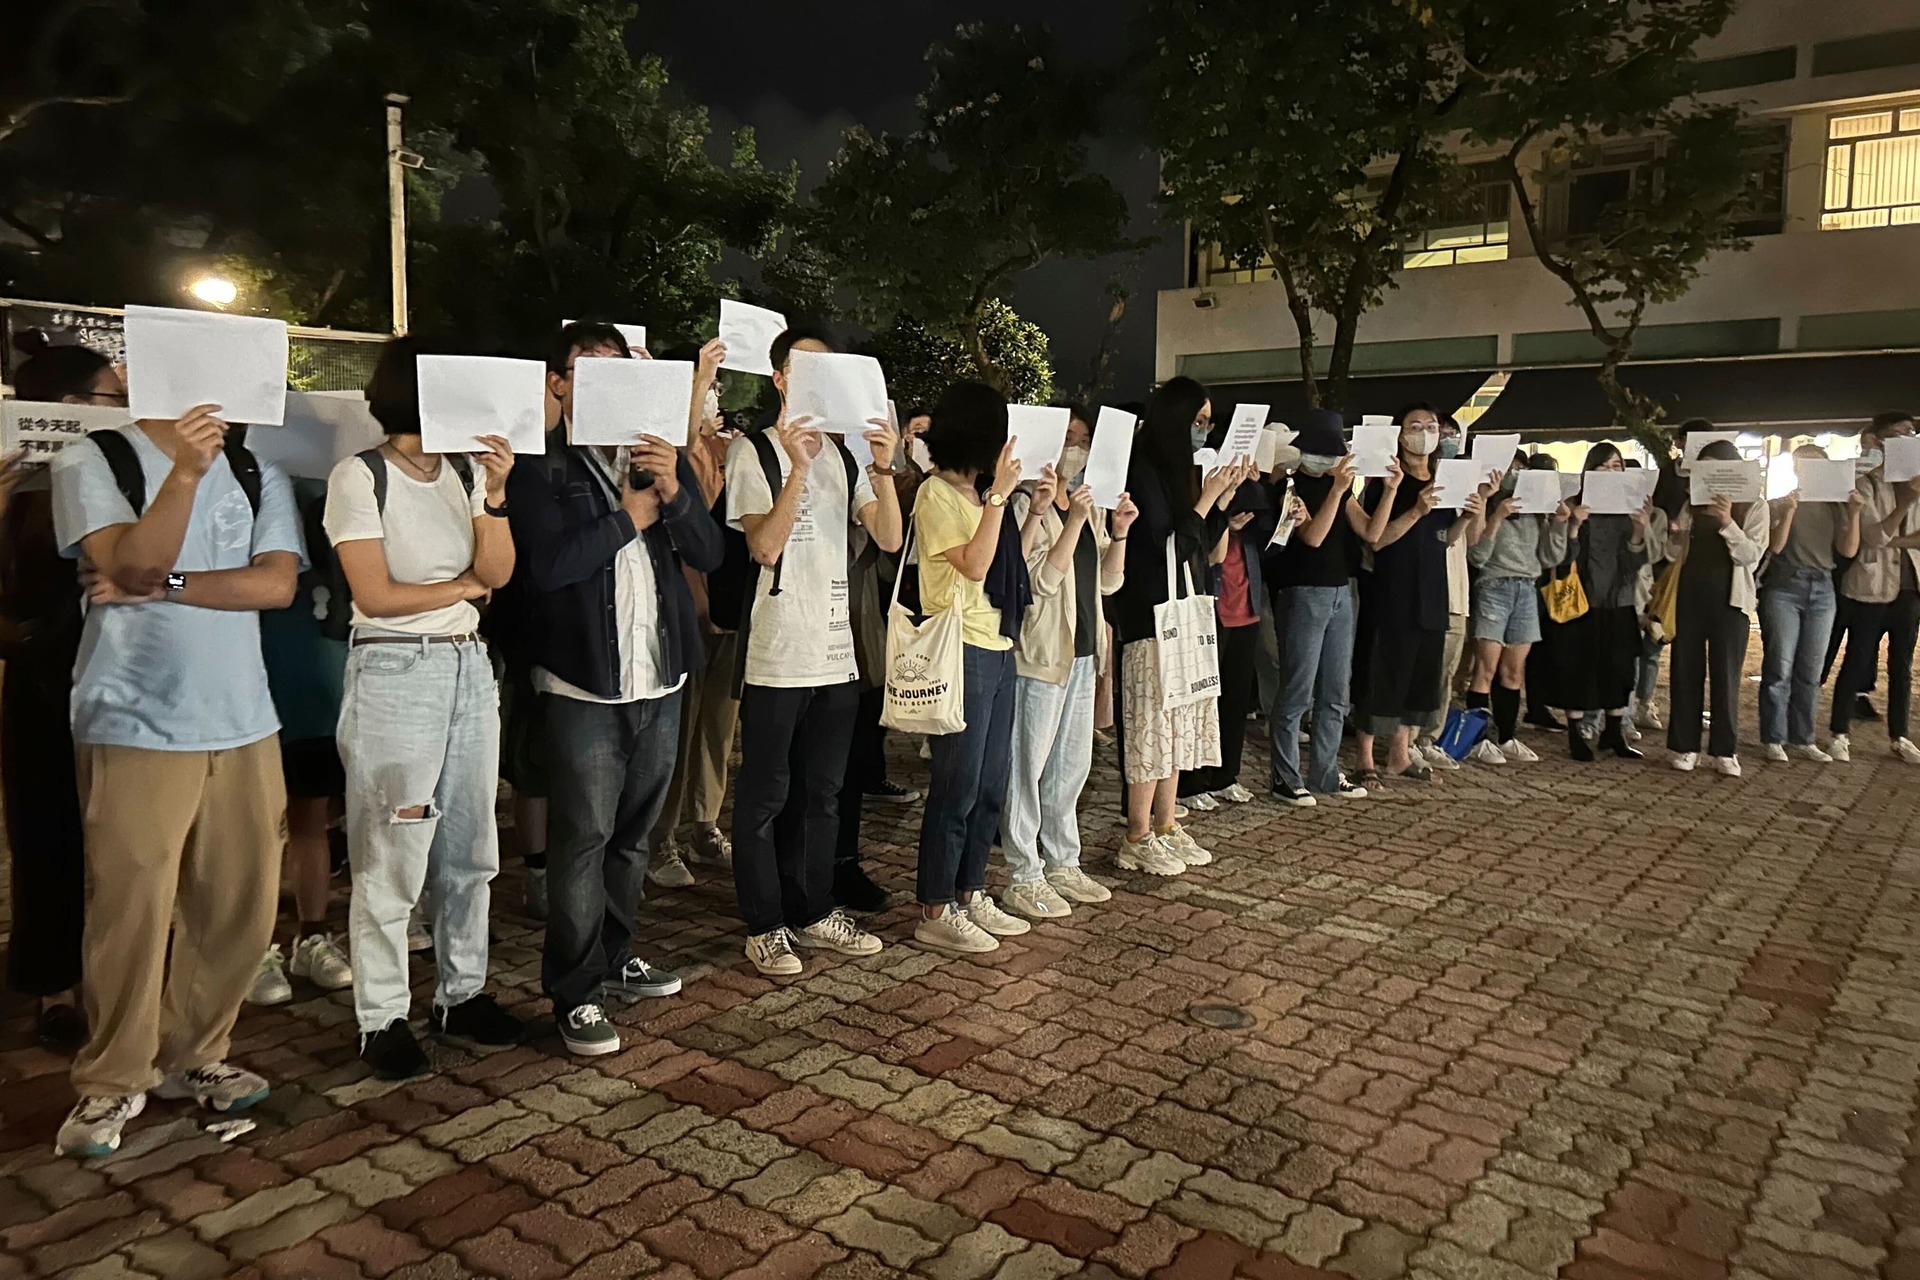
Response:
[1400,173,1511,268]
[1823,105,1920,230]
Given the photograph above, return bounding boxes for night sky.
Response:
[635,0,1180,399]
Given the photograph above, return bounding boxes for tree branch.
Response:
[0,207,59,247]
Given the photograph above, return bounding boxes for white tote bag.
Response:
[879,529,968,736]
[1152,537,1221,710]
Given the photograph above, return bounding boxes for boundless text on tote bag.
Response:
[880,528,968,735]
[1152,537,1220,710]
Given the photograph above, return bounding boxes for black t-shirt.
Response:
[1362,474,1451,633]
[1073,522,1099,659]
[1272,473,1357,589]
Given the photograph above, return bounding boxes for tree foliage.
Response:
[866,300,1055,411]
[804,22,1135,395]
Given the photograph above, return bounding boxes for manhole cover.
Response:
[1190,1003,1253,1030]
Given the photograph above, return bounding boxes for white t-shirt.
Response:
[725,432,876,688]
[323,452,486,636]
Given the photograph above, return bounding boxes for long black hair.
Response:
[1136,376,1208,508]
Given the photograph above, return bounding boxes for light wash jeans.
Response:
[339,638,500,1034]
[1271,585,1355,794]
[1759,567,1837,746]
[1003,656,1096,885]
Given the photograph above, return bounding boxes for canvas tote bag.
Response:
[1152,537,1221,710]
[879,528,968,735]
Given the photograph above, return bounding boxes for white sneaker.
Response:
[963,894,1032,936]
[1185,792,1219,812]
[1170,802,1190,821]
[1763,743,1789,763]
[55,1093,146,1158]
[796,910,884,956]
[1637,701,1664,731]
[1714,754,1742,778]
[1828,733,1851,763]
[153,1062,270,1113]
[1161,824,1212,867]
[745,929,804,977]
[914,909,1000,954]
[1468,740,1507,766]
[247,946,292,1006]
[1789,743,1834,763]
[647,848,696,888]
[1214,783,1256,803]
[290,934,353,991]
[1044,866,1111,904]
[406,910,432,954]
[1498,738,1540,763]
[1671,752,1698,772]
[917,737,933,760]
[1005,879,1073,919]
[1420,742,1460,770]
[1895,737,1920,765]
[1116,833,1185,877]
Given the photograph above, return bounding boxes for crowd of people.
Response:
[2,321,1916,1162]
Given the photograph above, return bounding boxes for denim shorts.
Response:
[1470,576,1541,645]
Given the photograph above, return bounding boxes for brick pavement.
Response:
[3,699,1918,1279]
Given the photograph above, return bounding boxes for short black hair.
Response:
[10,330,110,402]
[1676,417,1717,435]
[1395,401,1438,424]
[770,326,834,375]
[366,336,434,436]
[547,322,630,375]
[1870,410,1916,433]
[926,381,1008,477]
[903,405,934,423]
[1053,400,1091,426]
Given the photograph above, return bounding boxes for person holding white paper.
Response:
[1666,439,1770,777]
[1829,411,1920,764]
[505,321,723,1055]
[1462,455,1571,765]
[1411,412,1475,773]
[1758,444,1863,763]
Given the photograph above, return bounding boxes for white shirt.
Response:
[534,449,684,705]
[323,451,485,636]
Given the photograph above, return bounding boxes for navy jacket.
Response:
[505,447,722,700]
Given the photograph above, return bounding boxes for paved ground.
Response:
[3,693,1919,1279]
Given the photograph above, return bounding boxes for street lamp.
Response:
[189,275,238,307]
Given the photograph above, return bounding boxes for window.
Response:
[1400,172,1511,268]
[1822,106,1920,230]
[1735,121,1789,236]
[1193,240,1277,287]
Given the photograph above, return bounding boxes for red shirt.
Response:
[1217,533,1257,627]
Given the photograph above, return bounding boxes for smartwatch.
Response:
[165,572,188,598]
[484,500,509,517]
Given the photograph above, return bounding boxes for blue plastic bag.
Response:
[1437,707,1491,760]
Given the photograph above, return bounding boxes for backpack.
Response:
[302,448,474,640]
[91,426,263,518]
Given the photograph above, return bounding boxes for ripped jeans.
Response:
[339,637,500,1034]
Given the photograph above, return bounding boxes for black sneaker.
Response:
[37,1002,87,1053]
[1269,784,1317,808]
[431,994,524,1046]
[361,1019,430,1080]
[864,779,922,804]
[834,862,892,914]
[1523,709,1565,731]
[1855,694,1880,722]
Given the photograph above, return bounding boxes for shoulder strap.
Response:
[223,426,261,516]
[90,430,147,517]
[357,447,390,516]
[837,438,857,494]
[449,453,474,496]
[750,430,786,596]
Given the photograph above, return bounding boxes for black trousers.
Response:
[1831,591,1920,739]
[1667,596,1749,757]
[1181,621,1259,795]
[836,684,886,866]
[733,682,858,936]
[3,653,84,997]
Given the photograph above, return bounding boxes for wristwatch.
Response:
[987,491,1009,508]
[165,571,188,598]
[484,499,509,517]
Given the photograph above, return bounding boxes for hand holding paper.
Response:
[417,355,547,455]
[1470,433,1520,483]
[1509,470,1564,516]
[1884,437,1920,484]
[571,357,695,447]
[1219,403,1267,467]
[1086,406,1135,509]
[1429,458,1482,510]
[1795,457,1855,504]
[1689,458,1762,505]
[1008,404,1071,482]
[785,351,890,468]
[125,305,288,426]
[1351,422,1400,479]
[1580,471,1642,516]
[717,300,788,377]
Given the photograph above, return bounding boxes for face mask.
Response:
[1405,428,1438,457]
[1500,472,1519,494]
[1058,445,1089,485]
[703,386,721,422]
[1435,438,1461,460]
[1857,448,1883,475]
[1298,454,1340,476]
[1191,426,1209,451]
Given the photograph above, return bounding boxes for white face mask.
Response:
[1298,454,1340,476]
[1058,445,1089,485]
[1857,448,1884,475]
[703,386,721,422]
[1405,428,1439,457]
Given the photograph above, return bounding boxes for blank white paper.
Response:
[718,300,788,377]
[564,319,648,352]
[785,350,889,469]
[1509,469,1564,515]
[1219,403,1268,466]
[1008,404,1071,481]
[1255,425,1295,473]
[1086,406,1135,510]
[1430,459,1483,510]
[1351,423,1400,479]
[417,355,547,455]
[571,357,694,447]
[1884,437,1920,484]
[1796,457,1856,504]
[124,305,288,426]
[1470,433,1521,482]
[1581,472,1641,516]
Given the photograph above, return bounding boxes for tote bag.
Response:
[1541,562,1590,624]
[1151,538,1221,710]
[879,529,968,736]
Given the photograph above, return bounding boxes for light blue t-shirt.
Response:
[51,426,307,752]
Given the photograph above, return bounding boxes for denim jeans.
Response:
[733,682,858,936]
[919,645,1016,907]
[1759,568,1837,746]
[542,690,682,1014]
[1003,656,1095,884]
[1271,585,1355,794]
[340,639,499,1034]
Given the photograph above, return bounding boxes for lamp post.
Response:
[188,276,238,307]
[386,93,411,336]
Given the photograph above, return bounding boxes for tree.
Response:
[804,22,1135,395]
[866,300,1055,411]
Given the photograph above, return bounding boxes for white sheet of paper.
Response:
[417,355,547,455]
[246,392,385,481]
[1430,459,1482,510]
[1,400,129,466]
[717,300,787,377]
[1008,404,1071,481]
[1796,457,1856,504]
[1559,473,1584,500]
[1690,459,1762,505]
[1632,468,1661,503]
[564,319,647,352]
[1470,433,1520,483]
[1192,447,1220,472]
[1581,471,1641,515]
[785,350,889,469]
[124,305,288,426]
[1360,414,1393,427]
[1350,423,1400,479]
[1683,430,1739,464]
[1884,437,1920,484]
[1219,403,1267,466]
[570,357,694,447]
[1509,470,1565,515]
[1087,406,1134,509]
[1267,479,1296,548]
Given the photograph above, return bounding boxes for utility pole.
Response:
[385,93,411,336]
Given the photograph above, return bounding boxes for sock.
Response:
[1491,685,1520,742]
[1466,689,1491,712]
[1154,822,1177,838]
[524,853,547,870]
[297,919,326,938]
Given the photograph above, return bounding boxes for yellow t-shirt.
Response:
[915,475,1011,651]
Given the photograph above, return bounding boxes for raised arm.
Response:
[854,417,905,554]
[88,406,225,595]
[469,436,516,589]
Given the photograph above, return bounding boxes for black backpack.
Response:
[91,426,263,519]
[304,448,474,640]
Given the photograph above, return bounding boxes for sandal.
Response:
[1392,763,1434,782]
[1355,768,1383,787]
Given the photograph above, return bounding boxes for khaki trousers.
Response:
[652,630,740,845]
[73,737,285,1098]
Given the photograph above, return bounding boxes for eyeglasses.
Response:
[77,391,129,407]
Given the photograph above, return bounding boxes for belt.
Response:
[350,633,480,648]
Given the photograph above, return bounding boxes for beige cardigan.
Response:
[1010,493,1124,685]
[1842,471,1920,604]
[1672,500,1771,618]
